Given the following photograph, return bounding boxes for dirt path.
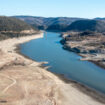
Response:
[0,73,16,93]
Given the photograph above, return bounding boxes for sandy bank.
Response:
[61,32,105,70]
[0,33,105,105]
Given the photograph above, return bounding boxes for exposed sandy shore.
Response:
[61,31,105,69]
[0,33,105,105]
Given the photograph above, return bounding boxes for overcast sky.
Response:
[0,0,105,18]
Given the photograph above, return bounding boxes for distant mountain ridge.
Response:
[13,16,85,30]
[94,17,105,21]
[13,16,105,32]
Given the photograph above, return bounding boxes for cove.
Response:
[20,32,105,94]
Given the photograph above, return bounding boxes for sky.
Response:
[0,0,105,18]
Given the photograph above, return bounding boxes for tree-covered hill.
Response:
[66,20,105,32]
[14,16,85,30]
[0,16,35,32]
[13,16,105,33]
[0,16,38,40]
[46,23,68,32]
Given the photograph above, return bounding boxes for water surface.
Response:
[21,32,105,94]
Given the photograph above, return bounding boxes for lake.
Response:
[20,32,105,94]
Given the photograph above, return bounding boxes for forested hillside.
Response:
[0,16,38,40]
[66,20,105,32]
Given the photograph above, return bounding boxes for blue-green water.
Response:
[21,32,105,94]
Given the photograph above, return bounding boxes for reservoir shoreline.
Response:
[0,32,105,105]
[19,32,105,103]
[60,32,105,70]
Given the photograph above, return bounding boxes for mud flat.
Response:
[0,33,105,105]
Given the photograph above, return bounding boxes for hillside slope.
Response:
[0,16,38,40]
[95,17,105,21]
[14,16,85,30]
[66,20,105,32]
[14,16,105,32]
[0,16,35,32]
